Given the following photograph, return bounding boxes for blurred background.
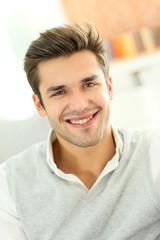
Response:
[0,0,160,162]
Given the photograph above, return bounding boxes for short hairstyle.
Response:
[24,23,109,106]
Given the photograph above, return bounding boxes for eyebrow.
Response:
[46,74,98,94]
[80,74,98,83]
[46,85,66,94]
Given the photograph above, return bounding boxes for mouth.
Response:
[65,111,99,128]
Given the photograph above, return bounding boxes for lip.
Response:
[65,111,98,122]
[65,111,99,128]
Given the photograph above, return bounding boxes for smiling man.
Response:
[0,23,160,240]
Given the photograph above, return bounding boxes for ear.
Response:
[108,76,113,100]
[32,94,47,117]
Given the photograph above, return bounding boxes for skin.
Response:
[33,50,115,189]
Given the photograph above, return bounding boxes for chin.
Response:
[70,136,102,148]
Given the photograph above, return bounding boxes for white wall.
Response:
[110,51,160,129]
[0,0,66,162]
[0,0,66,121]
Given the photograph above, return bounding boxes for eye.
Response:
[83,82,96,88]
[53,90,66,96]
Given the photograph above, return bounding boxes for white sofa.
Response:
[0,115,50,163]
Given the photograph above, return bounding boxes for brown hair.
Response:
[24,23,109,106]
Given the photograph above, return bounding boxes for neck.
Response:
[53,123,116,189]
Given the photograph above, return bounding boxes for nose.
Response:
[67,89,89,112]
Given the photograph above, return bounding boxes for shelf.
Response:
[109,48,160,63]
[109,49,160,73]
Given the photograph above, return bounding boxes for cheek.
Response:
[46,101,65,121]
[93,90,110,106]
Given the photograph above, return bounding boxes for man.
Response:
[0,23,160,240]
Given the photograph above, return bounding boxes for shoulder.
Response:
[3,141,48,199]
[118,127,160,192]
[118,127,160,158]
[148,128,160,190]
[118,127,160,145]
[5,141,47,187]
[0,140,47,205]
[0,163,29,239]
[0,162,17,216]
[5,141,47,167]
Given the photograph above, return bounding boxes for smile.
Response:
[69,115,93,124]
[65,111,99,128]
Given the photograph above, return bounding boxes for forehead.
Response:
[37,50,104,87]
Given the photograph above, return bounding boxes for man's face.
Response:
[33,50,113,148]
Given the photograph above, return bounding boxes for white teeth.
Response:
[70,115,93,124]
